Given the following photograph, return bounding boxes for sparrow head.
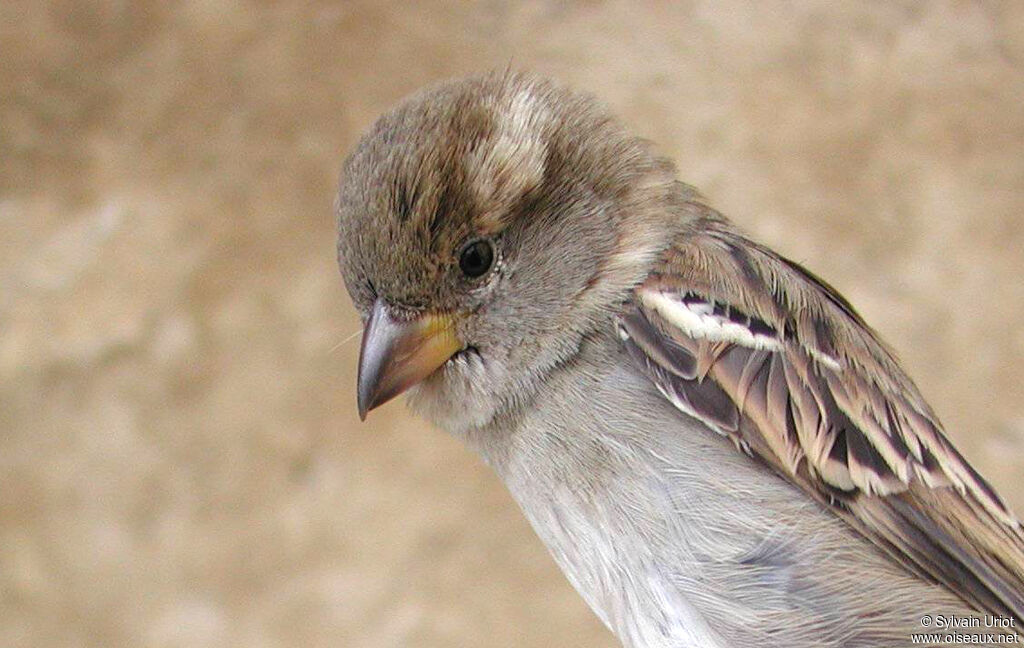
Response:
[337,72,680,430]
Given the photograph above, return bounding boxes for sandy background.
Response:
[2,2,1023,647]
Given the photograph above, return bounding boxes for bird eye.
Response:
[458,239,495,278]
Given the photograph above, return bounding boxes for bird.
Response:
[335,71,1024,647]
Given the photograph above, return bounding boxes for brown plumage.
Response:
[621,205,1024,618]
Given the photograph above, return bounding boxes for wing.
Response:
[618,211,1024,618]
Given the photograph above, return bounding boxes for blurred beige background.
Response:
[2,1,1023,647]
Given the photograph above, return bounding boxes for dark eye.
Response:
[458,239,495,278]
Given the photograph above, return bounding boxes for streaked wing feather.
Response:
[620,215,1024,618]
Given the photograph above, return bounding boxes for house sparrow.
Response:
[336,72,1023,647]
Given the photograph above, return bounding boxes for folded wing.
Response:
[619,212,1024,617]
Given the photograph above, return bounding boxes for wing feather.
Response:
[621,214,1024,617]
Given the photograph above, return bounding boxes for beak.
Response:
[356,298,462,420]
